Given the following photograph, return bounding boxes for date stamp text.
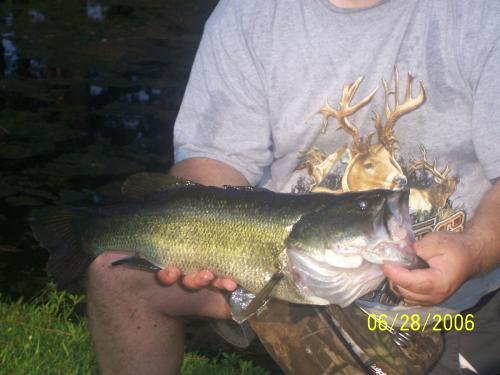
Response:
[367,313,475,332]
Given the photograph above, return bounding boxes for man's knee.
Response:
[86,251,232,320]
[85,251,171,324]
[86,252,149,293]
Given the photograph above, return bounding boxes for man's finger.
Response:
[403,297,427,306]
[383,264,413,289]
[157,266,181,285]
[393,284,439,306]
[182,270,215,289]
[212,277,238,292]
[383,264,437,294]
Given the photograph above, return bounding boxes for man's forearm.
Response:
[464,180,500,275]
[169,157,250,187]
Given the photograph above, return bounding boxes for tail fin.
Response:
[30,208,94,291]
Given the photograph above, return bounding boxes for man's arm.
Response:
[170,157,249,187]
[384,179,500,305]
[156,157,248,291]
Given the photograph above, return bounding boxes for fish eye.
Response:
[357,198,370,211]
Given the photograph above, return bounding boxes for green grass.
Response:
[0,286,269,375]
[0,288,95,375]
[180,353,269,375]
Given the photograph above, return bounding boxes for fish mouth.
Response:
[311,190,418,268]
[361,190,418,267]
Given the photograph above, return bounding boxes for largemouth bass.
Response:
[32,173,422,312]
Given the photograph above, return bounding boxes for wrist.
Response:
[460,229,487,277]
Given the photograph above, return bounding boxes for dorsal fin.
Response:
[222,185,271,193]
[121,172,197,200]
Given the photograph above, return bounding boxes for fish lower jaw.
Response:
[361,238,415,266]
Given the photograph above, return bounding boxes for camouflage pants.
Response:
[247,300,443,375]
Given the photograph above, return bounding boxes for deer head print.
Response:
[300,68,426,193]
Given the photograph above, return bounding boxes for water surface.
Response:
[0,0,218,298]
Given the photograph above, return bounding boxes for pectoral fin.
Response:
[111,255,162,272]
[230,271,284,324]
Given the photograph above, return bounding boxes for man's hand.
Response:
[384,231,480,306]
[157,267,237,291]
[385,180,500,306]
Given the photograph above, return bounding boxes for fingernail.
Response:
[224,280,237,291]
[199,271,214,282]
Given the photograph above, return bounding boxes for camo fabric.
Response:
[249,300,443,375]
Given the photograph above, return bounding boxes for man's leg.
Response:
[430,290,500,375]
[86,252,231,375]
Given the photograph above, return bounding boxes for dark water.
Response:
[0,0,218,298]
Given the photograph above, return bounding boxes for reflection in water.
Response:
[2,35,18,75]
[28,9,46,23]
[4,12,13,26]
[89,84,107,96]
[29,58,44,77]
[86,2,105,22]
[0,0,218,297]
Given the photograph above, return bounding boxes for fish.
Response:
[31,173,424,320]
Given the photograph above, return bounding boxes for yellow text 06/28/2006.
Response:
[366,313,475,332]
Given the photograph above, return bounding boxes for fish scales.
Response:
[81,187,327,301]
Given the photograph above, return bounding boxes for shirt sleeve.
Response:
[173,0,272,186]
[472,37,500,181]
[460,2,500,181]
